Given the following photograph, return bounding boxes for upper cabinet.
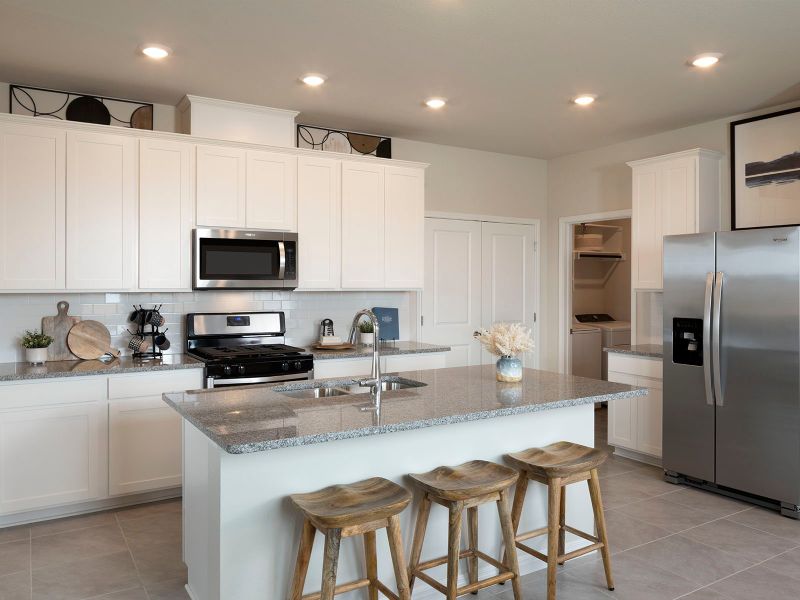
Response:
[384,166,425,289]
[245,150,297,231]
[66,131,137,290]
[139,139,195,290]
[341,161,385,289]
[297,156,341,289]
[629,149,722,290]
[0,123,65,290]
[196,144,246,228]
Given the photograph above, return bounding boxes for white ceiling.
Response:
[2,0,800,158]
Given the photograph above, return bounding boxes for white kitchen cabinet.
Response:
[0,123,65,290]
[246,150,297,231]
[384,166,425,289]
[313,358,373,379]
[66,131,137,289]
[196,144,246,228]
[607,353,663,459]
[384,353,446,372]
[139,139,194,290]
[341,161,385,289]
[297,155,341,289]
[0,401,107,514]
[628,149,721,290]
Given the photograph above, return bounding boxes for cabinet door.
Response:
[0,403,107,514]
[196,144,246,227]
[636,375,663,457]
[109,395,182,495]
[631,164,662,290]
[66,131,137,289]
[297,156,341,289]
[246,151,297,231]
[312,358,372,379]
[383,353,446,373]
[606,371,638,450]
[0,124,65,290]
[384,166,425,289]
[661,156,697,239]
[341,161,385,289]
[139,139,194,290]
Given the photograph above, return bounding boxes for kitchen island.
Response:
[164,365,645,600]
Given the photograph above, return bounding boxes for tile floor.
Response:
[2,407,800,599]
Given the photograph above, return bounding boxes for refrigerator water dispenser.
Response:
[673,318,703,366]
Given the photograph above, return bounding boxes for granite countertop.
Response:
[308,341,451,360]
[164,365,647,454]
[604,344,663,358]
[0,353,204,382]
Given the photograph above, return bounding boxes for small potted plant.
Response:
[21,329,53,365]
[475,322,534,382]
[358,319,375,346]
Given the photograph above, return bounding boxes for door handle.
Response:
[703,272,715,406]
[712,271,724,406]
[278,241,286,280]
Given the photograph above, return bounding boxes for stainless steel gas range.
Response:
[185,311,314,388]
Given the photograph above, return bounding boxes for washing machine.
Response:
[574,314,631,380]
[570,323,601,380]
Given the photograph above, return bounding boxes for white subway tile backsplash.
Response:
[0,290,412,362]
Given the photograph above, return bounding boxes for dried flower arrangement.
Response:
[475,322,534,357]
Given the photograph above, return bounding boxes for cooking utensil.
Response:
[67,321,120,360]
[41,301,81,361]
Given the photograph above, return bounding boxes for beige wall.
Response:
[392,137,547,220]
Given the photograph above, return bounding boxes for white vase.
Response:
[25,347,48,365]
[360,332,375,346]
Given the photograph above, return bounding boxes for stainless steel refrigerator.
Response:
[663,227,800,518]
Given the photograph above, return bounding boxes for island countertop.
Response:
[164,365,646,454]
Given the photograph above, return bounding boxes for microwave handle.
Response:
[278,241,286,280]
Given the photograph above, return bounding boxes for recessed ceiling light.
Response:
[302,74,326,87]
[425,98,446,109]
[573,94,596,106]
[140,44,171,59]
[690,53,722,68]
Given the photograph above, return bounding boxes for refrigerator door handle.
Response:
[712,271,724,406]
[703,272,715,406]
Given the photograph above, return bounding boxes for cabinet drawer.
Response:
[108,370,204,400]
[0,377,106,410]
[607,354,662,379]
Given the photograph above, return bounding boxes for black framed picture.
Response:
[731,106,800,230]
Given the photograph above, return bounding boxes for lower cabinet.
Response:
[313,352,448,379]
[108,396,182,495]
[607,354,663,459]
[0,402,107,515]
[0,368,204,517]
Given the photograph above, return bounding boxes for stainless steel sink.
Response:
[279,386,350,400]
[344,378,427,394]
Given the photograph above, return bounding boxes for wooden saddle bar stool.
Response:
[288,477,412,600]
[504,441,614,600]
[407,460,523,600]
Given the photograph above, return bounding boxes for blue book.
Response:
[372,307,399,341]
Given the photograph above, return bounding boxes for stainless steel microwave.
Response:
[193,228,298,289]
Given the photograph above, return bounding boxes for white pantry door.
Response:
[480,222,536,365]
[421,218,482,367]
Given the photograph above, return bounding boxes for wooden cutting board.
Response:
[67,320,120,360]
[311,342,356,351]
[42,301,81,361]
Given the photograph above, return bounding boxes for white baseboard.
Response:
[0,487,181,528]
[612,447,662,467]
[411,539,593,600]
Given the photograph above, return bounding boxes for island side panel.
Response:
[183,421,222,600]
[194,403,595,600]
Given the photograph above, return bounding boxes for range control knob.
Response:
[237,365,246,375]
[281,362,290,372]
[293,361,302,370]
[223,365,232,376]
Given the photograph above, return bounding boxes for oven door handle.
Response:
[278,241,286,280]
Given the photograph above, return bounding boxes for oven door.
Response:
[194,228,296,289]
[206,371,313,389]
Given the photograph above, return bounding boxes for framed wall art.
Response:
[731,106,800,230]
